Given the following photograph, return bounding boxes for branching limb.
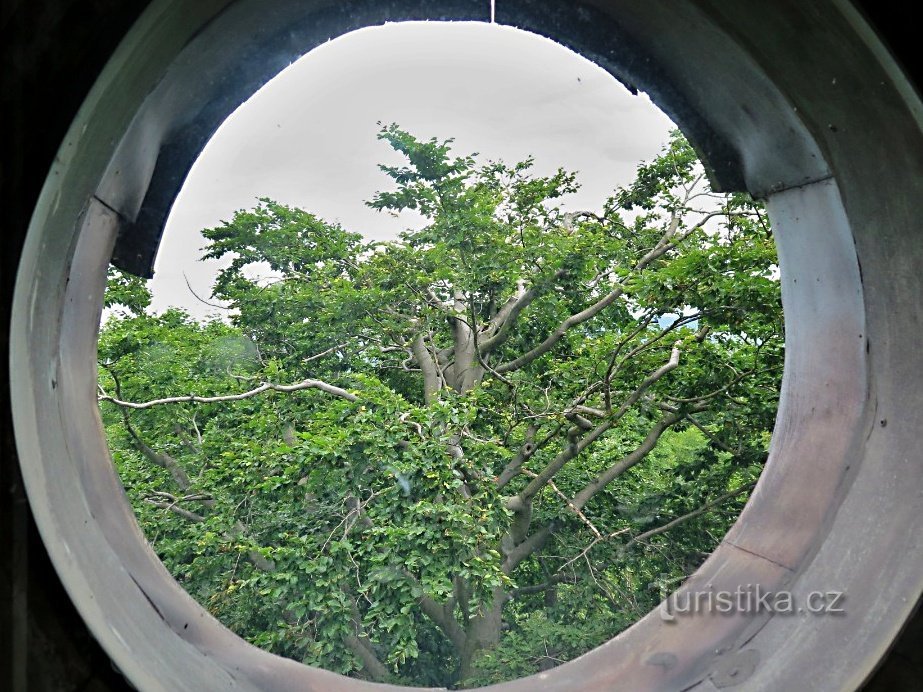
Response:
[303,342,348,364]
[663,363,782,405]
[682,413,738,454]
[102,366,279,573]
[479,269,566,356]
[510,574,569,599]
[418,593,467,651]
[572,405,606,418]
[604,315,702,408]
[502,524,555,575]
[494,282,629,374]
[98,369,194,490]
[519,341,684,504]
[554,482,754,574]
[555,527,631,573]
[346,599,391,682]
[494,210,734,375]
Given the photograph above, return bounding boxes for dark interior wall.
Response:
[0,2,919,690]
[1,4,154,688]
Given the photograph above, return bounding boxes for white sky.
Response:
[149,21,675,319]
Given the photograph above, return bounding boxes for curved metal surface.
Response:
[9,1,923,690]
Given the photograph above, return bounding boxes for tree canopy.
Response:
[99,125,782,687]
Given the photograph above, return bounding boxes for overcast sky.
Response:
[149,21,675,318]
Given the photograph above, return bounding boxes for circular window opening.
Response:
[10,1,923,691]
[97,22,781,688]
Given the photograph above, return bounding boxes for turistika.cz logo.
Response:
[658,583,845,621]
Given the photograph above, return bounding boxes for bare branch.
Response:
[144,499,205,523]
[564,411,595,431]
[99,377,358,410]
[98,375,193,490]
[183,273,230,310]
[425,286,452,312]
[621,483,756,551]
[683,413,737,453]
[510,574,569,599]
[555,527,631,573]
[303,342,347,363]
[663,363,781,405]
[572,405,606,418]
[553,483,754,575]
[479,269,566,356]
[495,282,628,374]
[148,490,212,503]
[604,314,700,407]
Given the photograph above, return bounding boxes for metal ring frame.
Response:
[10,1,923,689]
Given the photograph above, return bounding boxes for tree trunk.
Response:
[458,587,507,683]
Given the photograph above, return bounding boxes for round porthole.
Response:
[10,1,923,689]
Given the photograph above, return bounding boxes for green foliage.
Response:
[104,266,152,316]
[100,126,781,688]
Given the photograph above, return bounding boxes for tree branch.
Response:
[555,527,631,573]
[142,500,274,571]
[621,482,756,552]
[570,411,684,511]
[496,425,538,489]
[502,524,554,575]
[494,283,628,374]
[342,596,392,682]
[183,272,230,310]
[554,483,754,574]
[98,377,358,409]
[520,469,600,538]
[604,314,701,409]
[510,574,568,599]
[144,499,205,523]
[518,342,684,504]
[344,634,391,682]
[663,364,781,405]
[412,334,441,404]
[479,269,565,356]
[683,413,737,454]
[114,402,193,490]
[419,593,467,651]
[99,365,195,490]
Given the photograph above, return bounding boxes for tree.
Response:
[98,126,782,687]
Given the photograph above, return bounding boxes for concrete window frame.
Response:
[10,1,923,689]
